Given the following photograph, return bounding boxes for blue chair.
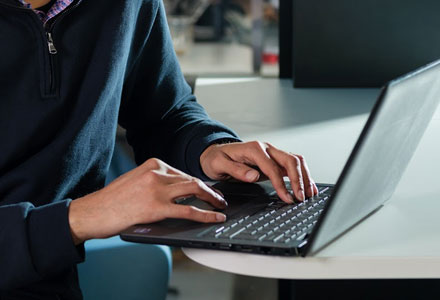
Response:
[78,237,172,300]
[78,144,172,299]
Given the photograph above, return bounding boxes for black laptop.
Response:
[121,60,440,256]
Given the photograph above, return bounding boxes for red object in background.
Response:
[262,52,279,64]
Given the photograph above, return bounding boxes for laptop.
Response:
[121,59,440,256]
[292,0,440,87]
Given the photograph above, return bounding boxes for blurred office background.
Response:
[164,0,280,299]
[165,0,280,77]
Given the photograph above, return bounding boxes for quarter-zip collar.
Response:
[0,0,83,98]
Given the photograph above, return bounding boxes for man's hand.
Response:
[200,141,319,203]
[69,158,227,245]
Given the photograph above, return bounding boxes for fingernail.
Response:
[210,186,224,198]
[300,191,305,201]
[245,170,260,182]
[213,191,225,201]
[216,213,227,222]
[286,192,294,203]
[215,189,225,198]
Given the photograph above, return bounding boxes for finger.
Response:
[266,147,310,200]
[294,154,318,197]
[168,205,227,223]
[269,150,305,201]
[313,184,319,195]
[241,142,293,203]
[210,153,261,183]
[168,179,228,209]
[208,185,225,198]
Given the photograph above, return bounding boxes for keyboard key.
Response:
[266,233,278,241]
[319,187,330,193]
[258,234,267,241]
[297,232,307,241]
[215,226,225,233]
[235,233,255,240]
[273,233,285,243]
[229,228,246,239]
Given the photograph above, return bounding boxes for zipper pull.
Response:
[47,32,58,54]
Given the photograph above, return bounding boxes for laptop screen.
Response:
[307,60,440,254]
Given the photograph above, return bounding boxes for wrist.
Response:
[68,196,92,245]
[68,189,134,245]
[68,191,109,245]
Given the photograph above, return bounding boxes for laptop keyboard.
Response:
[205,187,331,244]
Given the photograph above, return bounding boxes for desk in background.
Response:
[184,78,440,298]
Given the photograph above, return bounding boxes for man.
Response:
[0,0,318,298]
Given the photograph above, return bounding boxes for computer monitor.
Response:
[291,0,440,87]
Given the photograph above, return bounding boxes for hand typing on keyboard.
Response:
[206,187,330,244]
[200,141,319,204]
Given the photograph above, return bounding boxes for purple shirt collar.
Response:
[18,0,74,24]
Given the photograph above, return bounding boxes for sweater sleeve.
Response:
[0,200,84,289]
[118,0,241,179]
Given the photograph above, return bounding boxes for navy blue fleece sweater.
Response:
[0,0,239,298]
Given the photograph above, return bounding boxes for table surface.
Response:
[183,77,440,279]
